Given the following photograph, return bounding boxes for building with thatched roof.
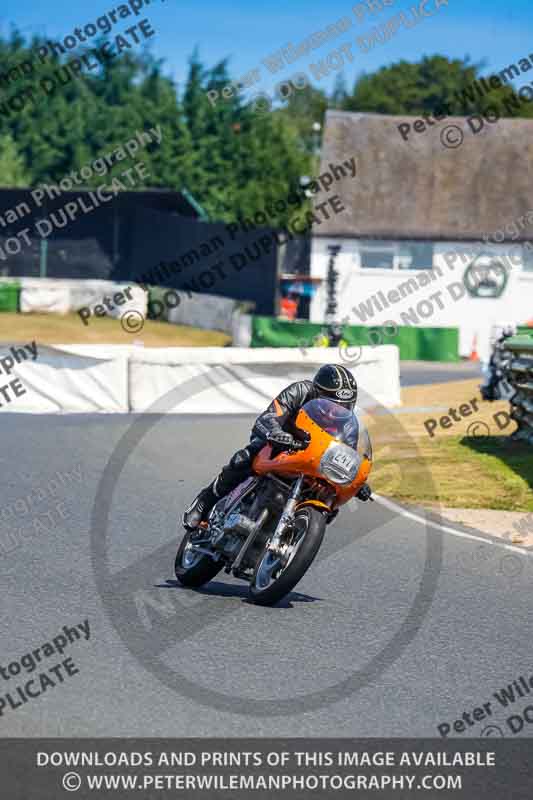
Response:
[310,110,533,359]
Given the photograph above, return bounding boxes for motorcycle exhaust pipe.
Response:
[231,508,269,575]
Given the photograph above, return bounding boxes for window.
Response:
[522,243,533,272]
[358,241,394,270]
[398,242,434,270]
[356,240,434,270]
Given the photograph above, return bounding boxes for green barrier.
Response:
[251,318,320,348]
[506,335,533,351]
[0,282,20,313]
[517,326,533,338]
[341,325,459,362]
[250,317,459,362]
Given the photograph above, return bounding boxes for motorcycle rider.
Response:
[183,364,371,531]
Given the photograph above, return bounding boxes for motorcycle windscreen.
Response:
[299,398,372,461]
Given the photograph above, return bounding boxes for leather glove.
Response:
[267,430,296,449]
[357,483,373,502]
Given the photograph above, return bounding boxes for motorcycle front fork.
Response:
[268,474,304,555]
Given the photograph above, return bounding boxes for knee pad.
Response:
[229,448,252,470]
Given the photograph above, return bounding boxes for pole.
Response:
[38,198,48,278]
[325,244,342,345]
[39,236,48,278]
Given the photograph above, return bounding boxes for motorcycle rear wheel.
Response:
[248,507,326,606]
[175,530,223,588]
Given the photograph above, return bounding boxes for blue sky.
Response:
[1,0,531,98]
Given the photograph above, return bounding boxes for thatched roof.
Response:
[315,110,533,241]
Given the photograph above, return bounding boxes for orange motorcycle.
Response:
[175,398,373,606]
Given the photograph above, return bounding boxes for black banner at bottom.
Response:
[0,738,531,799]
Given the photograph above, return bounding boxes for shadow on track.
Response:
[158,579,323,608]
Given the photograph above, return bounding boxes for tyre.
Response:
[174,530,222,588]
[249,507,326,606]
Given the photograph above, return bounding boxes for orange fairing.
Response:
[252,407,372,508]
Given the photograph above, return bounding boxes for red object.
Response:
[280,297,298,320]
[469,334,479,362]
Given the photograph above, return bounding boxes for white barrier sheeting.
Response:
[166,291,240,334]
[129,346,400,412]
[0,345,129,413]
[12,277,243,338]
[0,345,400,414]
[19,278,147,319]
[231,313,253,347]
[20,279,72,314]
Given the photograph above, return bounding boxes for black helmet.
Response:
[313,364,358,408]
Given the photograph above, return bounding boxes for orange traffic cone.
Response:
[469,334,479,361]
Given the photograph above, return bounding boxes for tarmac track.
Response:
[398,360,481,386]
[1,370,532,738]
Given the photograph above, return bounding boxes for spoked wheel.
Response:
[248,507,326,606]
[174,529,222,588]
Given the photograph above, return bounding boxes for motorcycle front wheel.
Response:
[248,507,326,606]
[175,530,223,588]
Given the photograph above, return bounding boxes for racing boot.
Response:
[182,484,218,531]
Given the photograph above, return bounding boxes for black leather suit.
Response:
[211,380,322,499]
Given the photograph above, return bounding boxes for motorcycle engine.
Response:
[207,502,227,547]
[208,489,258,556]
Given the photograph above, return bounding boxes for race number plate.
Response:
[331,449,357,472]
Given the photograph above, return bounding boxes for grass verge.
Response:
[0,312,231,347]
[365,378,533,512]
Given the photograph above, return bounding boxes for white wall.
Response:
[310,237,533,361]
[0,345,400,413]
[14,277,147,319]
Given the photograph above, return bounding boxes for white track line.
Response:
[374,494,533,557]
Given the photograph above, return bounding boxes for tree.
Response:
[279,84,328,155]
[0,133,29,186]
[177,52,311,223]
[340,55,529,118]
